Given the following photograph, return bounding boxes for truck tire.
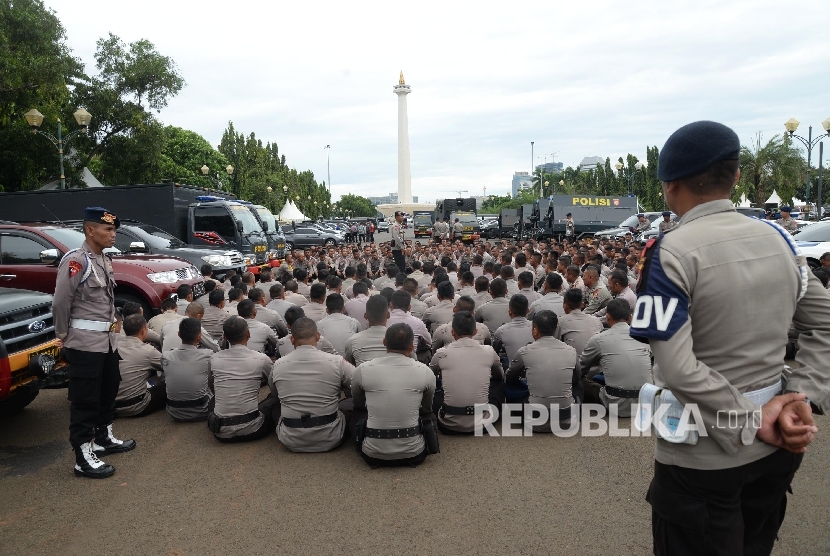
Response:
[0,389,38,417]
[115,293,152,318]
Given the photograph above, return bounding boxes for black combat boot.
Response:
[92,423,136,455]
[74,441,115,479]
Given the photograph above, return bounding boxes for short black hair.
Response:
[402,278,419,295]
[813,268,829,288]
[515,253,527,267]
[386,264,399,278]
[610,269,629,288]
[518,271,534,287]
[606,298,631,321]
[475,275,490,293]
[327,275,342,289]
[223,316,248,344]
[509,293,529,317]
[227,287,243,302]
[230,275,242,287]
[121,302,142,318]
[380,287,396,302]
[678,158,740,193]
[284,306,306,327]
[352,281,369,296]
[200,264,213,277]
[451,310,476,337]
[123,314,146,336]
[395,273,407,287]
[455,295,475,313]
[203,280,216,294]
[532,310,558,336]
[177,284,192,299]
[310,283,327,301]
[563,288,583,310]
[294,268,308,281]
[366,295,389,323]
[269,283,284,298]
[237,299,256,318]
[460,271,475,285]
[259,269,271,282]
[326,293,345,313]
[291,317,317,340]
[248,288,265,303]
[385,323,414,352]
[208,289,225,307]
[500,266,515,280]
[489,277,507,297]
[185,301,205,318]
[437,281,455,300]
[345,266,356,278]
[178,317,202,344]
[161,297,178,312]
[285,280,298,292]
[545,272,563,291]
[391,290,411,310]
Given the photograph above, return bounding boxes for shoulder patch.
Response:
[630,241,688,342]
[68,260,82,278]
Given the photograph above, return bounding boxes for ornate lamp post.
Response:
[24,107,91,189]
[784,118,830,217]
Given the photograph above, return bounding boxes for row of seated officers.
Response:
[114,273,651,468]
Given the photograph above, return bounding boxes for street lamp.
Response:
[784,117,830,217]
[558,179,564,194]
[544,180,549,196]
[266,186,272,193]
[615,160,645,195]
[201,164,233,189]
[24,107,91,189]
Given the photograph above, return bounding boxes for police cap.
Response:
[83,206,120,228]
[780,206,792,213]
[658,121,740,182]
[662,211,671,217]
[637,213,645,218]
[566,212,572,217]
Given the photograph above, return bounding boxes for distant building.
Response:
[367,192,418,204]
[536,162,563,174]
[512,171,532,197]
[579,156,604,172]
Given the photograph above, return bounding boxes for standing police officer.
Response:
[391,211,407,271]
[53,207,135,479]
[631,121,829,555]
[657,211,677,234]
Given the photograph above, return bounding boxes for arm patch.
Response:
[630,240,688,341]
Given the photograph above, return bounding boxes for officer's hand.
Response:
[55,338,64,349]
[757,393,814,453]
[778,399,817,452]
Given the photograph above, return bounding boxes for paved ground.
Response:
[1,388,828,555]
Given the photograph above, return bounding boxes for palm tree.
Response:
[737,133,804,206]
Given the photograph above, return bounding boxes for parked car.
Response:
[594,212,668,239]
[283,225,344,250]
[377,220,390,233]
[0,223,204,316]
[793,220,830,269]
[0,287,69,415]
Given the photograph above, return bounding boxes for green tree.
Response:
[736,133,804,207]
[157,125,231,189]
[336,193,376,217]
[0,0,84,190]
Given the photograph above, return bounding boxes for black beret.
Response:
[636,213,645,217]
[658,121,740,182]
[83,206,120,228]
[566,212,572,217]
[780,206,792,212]
[662,211,671,217]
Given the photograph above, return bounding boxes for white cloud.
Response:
[50,0,830,202]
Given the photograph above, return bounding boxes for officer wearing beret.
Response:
[657,211,677,234]
[776,206,798,234]
[53,207,136,479]
[631,121,830,555]
[564,213,575,239]
[632,213,651,234]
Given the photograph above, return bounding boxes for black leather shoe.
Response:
[74,442,115,479]
[93,424,136,455]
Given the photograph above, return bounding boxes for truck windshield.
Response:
[414,214,432,226]
[229,204,264,234]
[254,207,281,234]
[451,212,478,226]
[42,228,122,254]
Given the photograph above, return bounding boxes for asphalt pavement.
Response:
[1,387,828,555]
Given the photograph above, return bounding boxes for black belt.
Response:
[216,410,261,427]
[281,411,338,428]
[441,404,476,416]
[364,425,421,439]
[167,394,211,408]
[604,385,641,398]
[115,393,147,408]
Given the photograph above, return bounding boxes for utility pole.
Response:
[324,145,331,192]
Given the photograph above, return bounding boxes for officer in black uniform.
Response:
[53,207,136,479]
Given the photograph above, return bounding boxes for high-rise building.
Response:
[579,156,605,172]
[512,171,532,197]
[536,162,563,174]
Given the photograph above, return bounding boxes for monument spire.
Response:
[393,72,412,204]
[399,71,405,85]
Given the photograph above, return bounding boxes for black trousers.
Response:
[215,395,280,444]
[648,449,802,556]
[66,347,121,447]
[360,447,428,468]
[392,250,405,272]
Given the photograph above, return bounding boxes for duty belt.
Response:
[216,410,261,427]
[115,393,147,408]
[70,318,116,332]
[441,404,476,416]
[604,385,641,399]
[281,411,338,428]
[167,394,211,408]
[364,425,421,439]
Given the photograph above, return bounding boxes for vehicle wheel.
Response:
[324,238,336,246]
[0,389,38,417]
[115,293,152,318]
[286,241,294,251]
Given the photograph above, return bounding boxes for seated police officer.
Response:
[269,318,356,453]
[352,324,437,468]
[114,314,166,418]
[277,306,339,358]
[162,317,214,422]
[208,317,279,443]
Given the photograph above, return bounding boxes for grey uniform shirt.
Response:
[223,300,239,315]
[391,222,406,250]
[317,313,362,357]
[528,291,566,319]
[344,294,370,329]
[210,344,273,438]
[245,317,278,354]
[266,298,297,320]
[387,309,433,352]
[160,315,220,353]
[432,322,491,351]
[580,322,652,417]
[345,326,389,366]
[147,310,182,335]
[269,345,355,453]
[555,309,603,358]
[285,292,308,307]
[630,199,830,470]
[116,335,162,415]
[508,336,579,413]
[429,338,502,432]
[518,288,542,305]
[176,299,191,316]
[277,334,338,358]
[53,241,118,353]
[254,305,288,336]
[472,291,493,309]
[583,284,612,315]
[422,299,455,333]
[409,296,428,319]
[352,354,436,460]
[475,298,511,338]
[201,305,229,343]
[493,317,534,361]
[161,345,213,420]
[302,302,328,323]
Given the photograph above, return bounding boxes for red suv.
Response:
[0,223,204,315]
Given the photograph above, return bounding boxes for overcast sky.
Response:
[49,0,830,203]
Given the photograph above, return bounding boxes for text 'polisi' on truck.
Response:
[0,183,278,274]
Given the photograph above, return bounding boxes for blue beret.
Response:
[662,211,671,217]
[566,212,572,217]
[636,213,645,217]
[780,206,792,212]
[84,206,120,228]
[658,121,740,182]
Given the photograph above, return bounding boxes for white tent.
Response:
[736,193,751,207]
[39,167,105,190]
[792,198,806,207]
[766,190,782,205]
[278,200,307,222]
